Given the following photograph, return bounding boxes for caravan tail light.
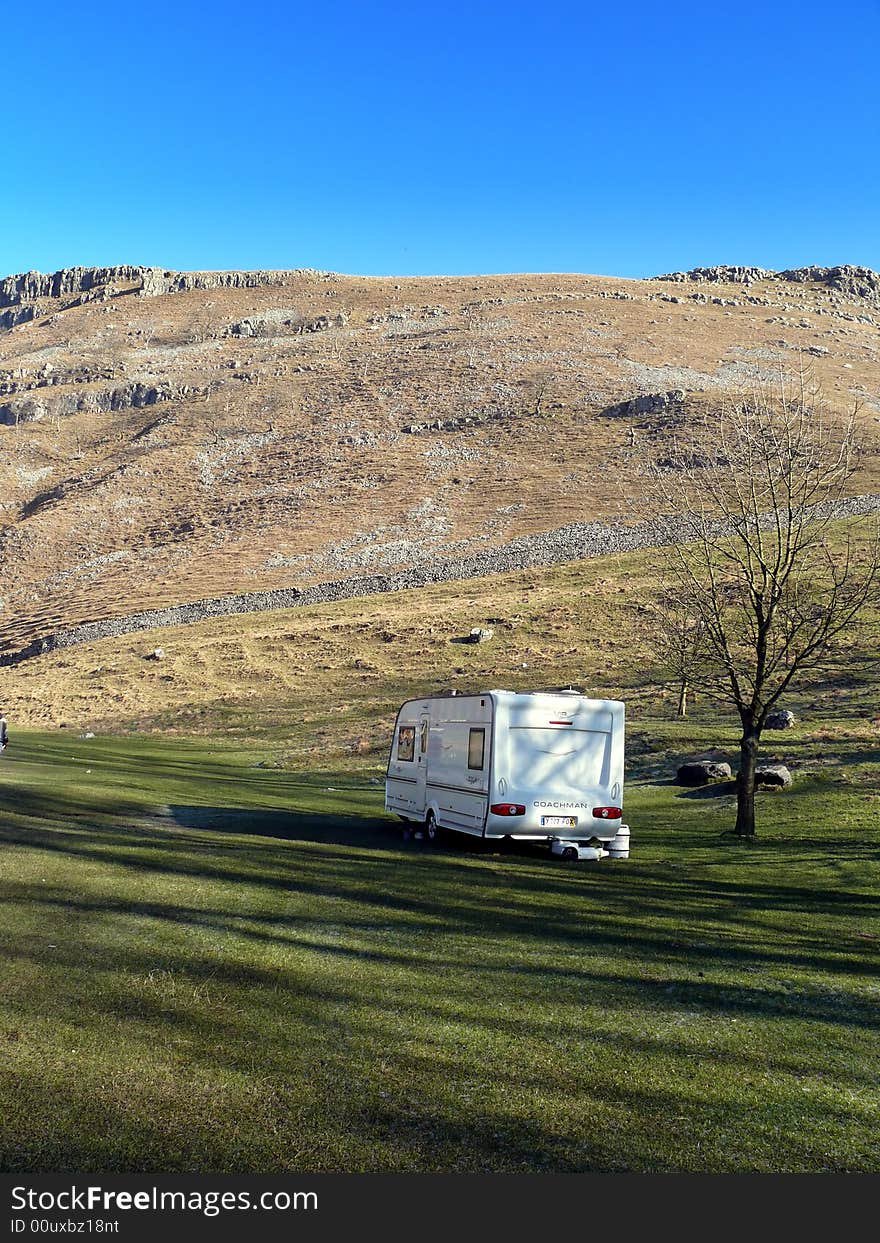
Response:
[593,806,623,819]
[490,803,527,816]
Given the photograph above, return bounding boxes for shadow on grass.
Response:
[678,781,738,800]
[2,863,879,1177]
[0,1058,642,1174]
[3,775,880,1173]
[3,796,879,972]
[166,802,396,848]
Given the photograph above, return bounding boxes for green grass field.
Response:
[2,719,878,1173]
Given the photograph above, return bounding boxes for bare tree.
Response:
[530,371,555,417]
[650,594,707,718]
[642,376,880,837]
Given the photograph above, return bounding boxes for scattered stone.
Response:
[145,647,165,661]
[402,405,520,435]
[601,390,686,420]
[228,310,346,337]
[467,627,494,643]
[765,710,796,729]
[676,760,733,786]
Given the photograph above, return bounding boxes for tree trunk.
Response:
[677,681,688,718]
[735,727,760,837]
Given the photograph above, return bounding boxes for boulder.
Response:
[676,760,733,786]
[0,304,37,332]
[755,763,793,789]
[765,710,796,729]
[467,627,494,643]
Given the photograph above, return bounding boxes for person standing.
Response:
[0,710,7,753]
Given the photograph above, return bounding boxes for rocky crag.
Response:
[0,265,330,333]
[654,264,880,306]
[0,265,324,310]
[0,380,216,426]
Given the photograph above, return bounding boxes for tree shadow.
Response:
[678,780,738,799]
[3,775,880,1175]
[166,802,396,849]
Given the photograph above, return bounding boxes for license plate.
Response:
[542,815,577,829]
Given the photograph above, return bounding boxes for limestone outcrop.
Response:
[653,263,880,305]
[655,266,770,285]
[0,265,148,307]
[0,380,214,425]
[601,390,686,419]
[0,265,331,324]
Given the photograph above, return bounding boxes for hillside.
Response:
[1,262,879,660]
[3,530,876,734]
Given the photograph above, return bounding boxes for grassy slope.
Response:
[1,544,878,1173]
[6,533,879,738]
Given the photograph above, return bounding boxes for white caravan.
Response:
[385,690,627,853]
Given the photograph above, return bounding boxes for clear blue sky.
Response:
[3,0,878,278]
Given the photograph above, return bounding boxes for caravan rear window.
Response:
[397,726,415,762]
[468,727,485,770]
[509,726,608,787]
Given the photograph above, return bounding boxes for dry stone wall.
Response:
[3,493,879,668]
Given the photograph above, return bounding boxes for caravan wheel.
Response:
[425,811,440,844]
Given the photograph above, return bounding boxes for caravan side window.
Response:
[468,727,485,770]
[397,726,415,762]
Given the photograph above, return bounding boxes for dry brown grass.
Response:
[1,269,878,655]
[2,554,656,732]
[6,534,876,746]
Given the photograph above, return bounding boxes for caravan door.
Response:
[415,713,429,815]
